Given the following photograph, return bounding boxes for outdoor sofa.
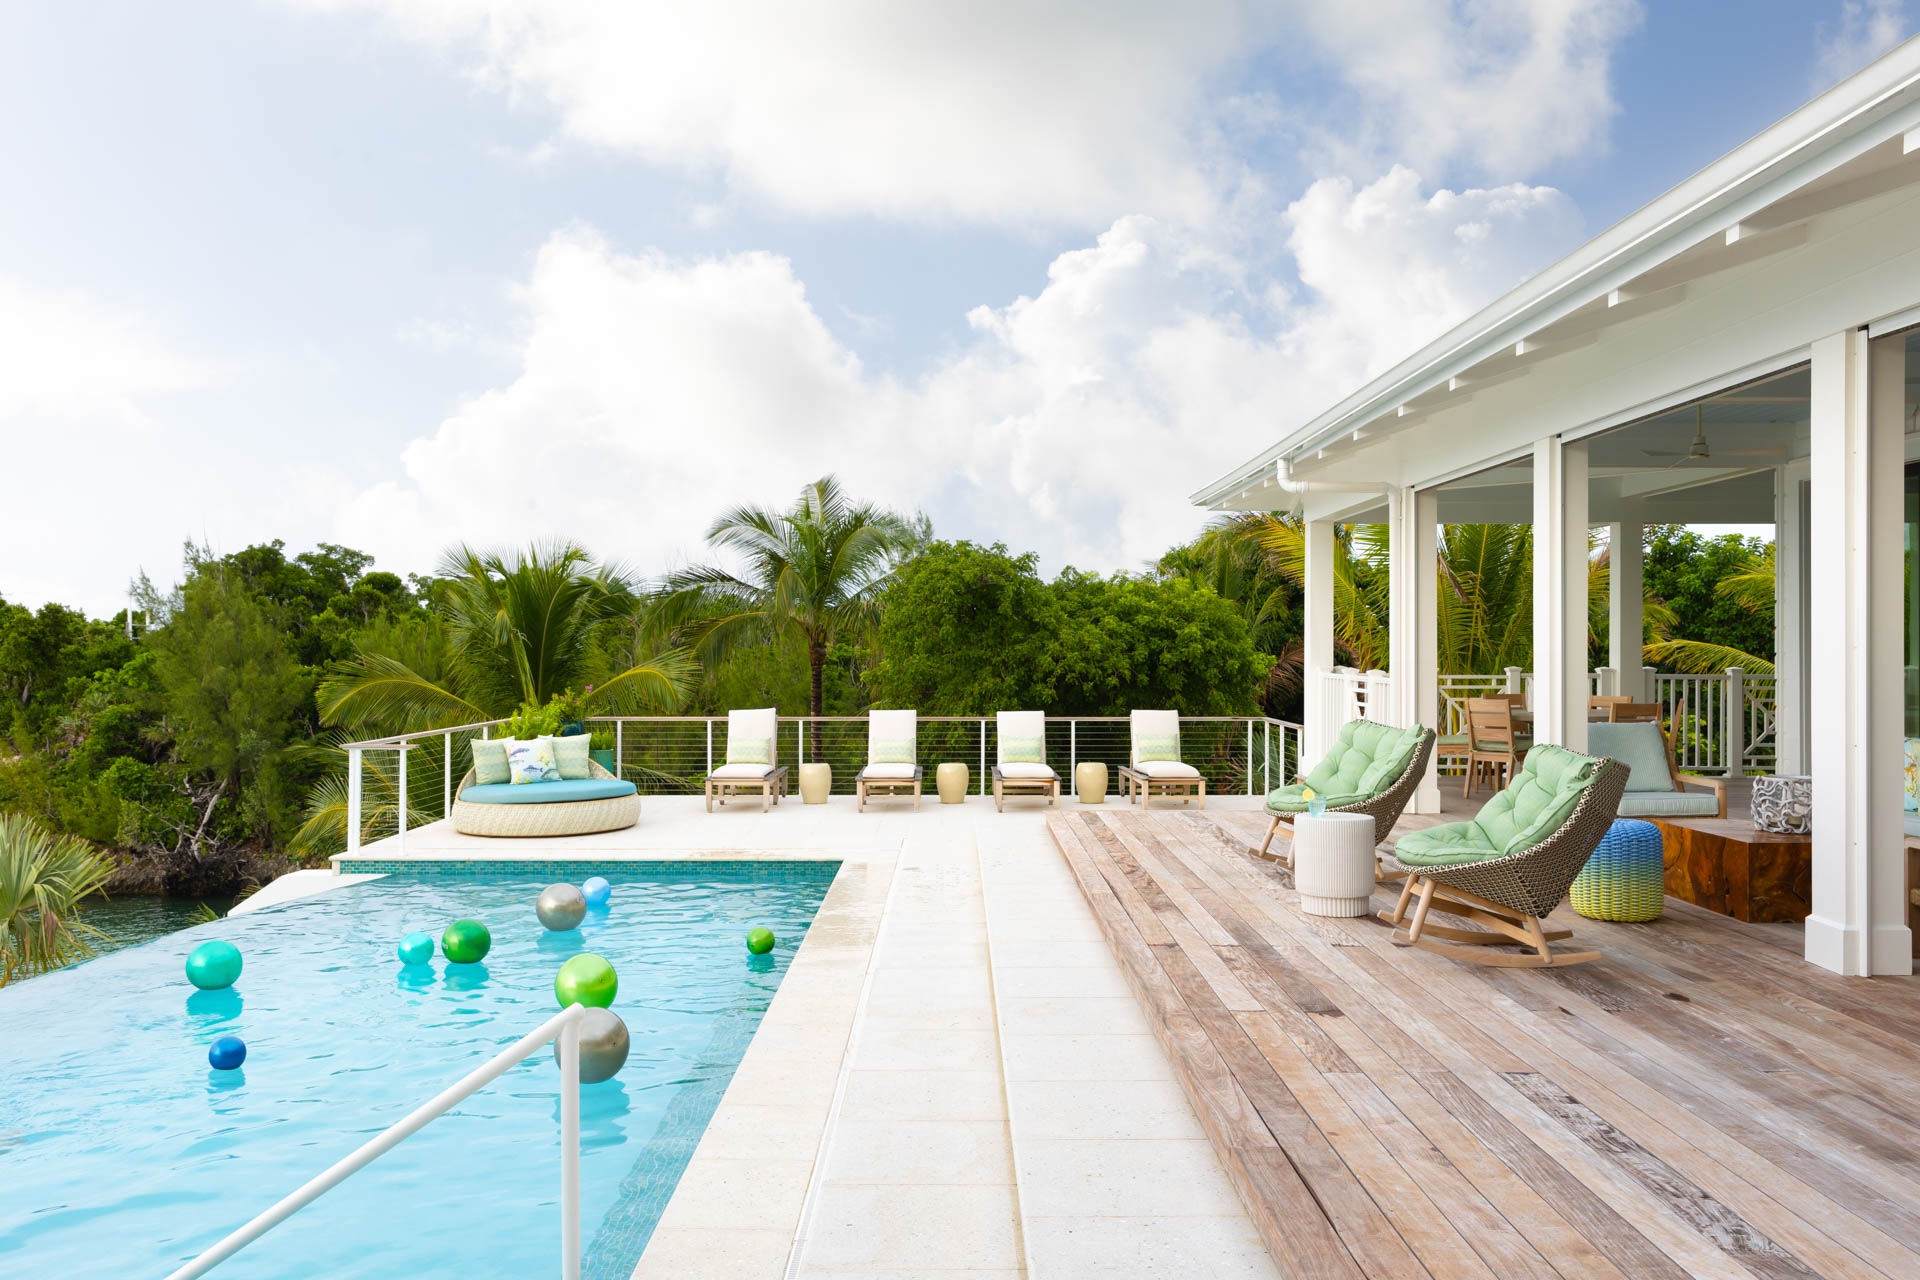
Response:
[452,735,639,837]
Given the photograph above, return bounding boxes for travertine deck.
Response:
[1047,807,1920,1280]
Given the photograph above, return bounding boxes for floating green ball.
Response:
[555,953,618,1008]
[397,931,435,965]
[746,927,776,956]
[185,940,243,990]
[441,919,492,964]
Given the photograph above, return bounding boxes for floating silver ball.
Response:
[536,883,588,932]
[555,1007,630,1083]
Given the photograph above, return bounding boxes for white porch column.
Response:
[1774,459,1811,775]
[1302,519,1337,764]
[1532,436,1589,752]
[1387,485,1442,812]
[1805,329,1912,975]
[1607,521,1645,701]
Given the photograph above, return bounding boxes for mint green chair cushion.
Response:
[1300,721,1426,799]
[1264,783,1372,813]
[1617,791,1719,817]
[1395,744,1605,867]
[1586,721,1672,793]
[460,778,637,804]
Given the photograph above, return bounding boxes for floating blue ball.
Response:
[208,1036,247,1071]
[397,931,435,965]
[582,876,611,907]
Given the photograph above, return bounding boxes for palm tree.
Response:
[1,812,114,986]
[318,542,693,733]
[662,476,918,752]
[1642,543,1775,675]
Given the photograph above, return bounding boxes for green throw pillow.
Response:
[871,737,916,765]
[471,739,509,785]
[1136,733,1180,762]
[1002,734,1045,765]
[550,733,591,780]
[727,736,772,766]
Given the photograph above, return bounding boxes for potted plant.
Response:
[552,688,590,737]
[588,728,617,775]
[498,701,564,741]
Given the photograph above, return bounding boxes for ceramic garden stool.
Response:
[936,762,970,804]
[1074,761,1108,804]
[1291,811,1376,917]
[798,762,832,805]
[1570,818,1665,922]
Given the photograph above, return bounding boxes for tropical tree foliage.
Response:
[0,811,114,985]
[1643,536,1775,674]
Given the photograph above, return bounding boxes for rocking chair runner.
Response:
[1381,751,1629,967]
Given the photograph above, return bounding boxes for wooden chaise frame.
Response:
[857,768,922,811]
[705,765,790,813]
[1379,758,1629,967]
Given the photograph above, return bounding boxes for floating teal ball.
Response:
[397,931,435,965]
[442,919,492,964]
[185,941,243,990]
[582,876,611,907]
[746,927,776,956]
[555,953,617,1008]
[208,1035,247,1071]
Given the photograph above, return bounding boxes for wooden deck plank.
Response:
[1046,808,1920,1280]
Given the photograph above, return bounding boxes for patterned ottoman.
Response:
[1569,818,1665,922]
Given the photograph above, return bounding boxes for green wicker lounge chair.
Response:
[1252,720,1435,866]
[1380,745,1629,967]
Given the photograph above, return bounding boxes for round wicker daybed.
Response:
[451,760,640,837]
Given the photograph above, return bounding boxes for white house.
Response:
[1196,39,1920,976]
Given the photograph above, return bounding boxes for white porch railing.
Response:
[337,715,1306,848]
[1319,665,1772,776]
[164,1003,587,1280]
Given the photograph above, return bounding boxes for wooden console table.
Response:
[1653,816,1811,923]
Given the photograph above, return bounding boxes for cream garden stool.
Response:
[936,762,970,804]
[1291,812,1376,917]
[798,762,832,805]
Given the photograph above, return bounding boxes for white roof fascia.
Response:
[1191,36,1920,508]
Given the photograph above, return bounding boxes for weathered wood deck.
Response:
[1045,807,1920,1280]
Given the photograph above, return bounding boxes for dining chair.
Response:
[1608,702,1662,723]
[1463,697,1531,798]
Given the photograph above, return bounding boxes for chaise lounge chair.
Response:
[705,707,790,813]
[1252,720,1435,866]
[1380,745,1629,967]
[992,710,1059,810]
[857,709,922,811]
[1118,710,1205,809]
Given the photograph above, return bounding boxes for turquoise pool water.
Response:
[0,864,837,1278]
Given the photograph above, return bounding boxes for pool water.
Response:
[0,865,836,1278]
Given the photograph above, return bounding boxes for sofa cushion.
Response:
[1265,782,1370,814]
[1617,791,1719,818]
[551,733,591,780]
[461,778,637,805]
[1393,822,1502,866]
[1470,744,1603,856]
[1301,720,1424,798]
[471,739,510,786]
[1587,721,1672,793]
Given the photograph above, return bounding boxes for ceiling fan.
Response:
[1641,404,1791,468]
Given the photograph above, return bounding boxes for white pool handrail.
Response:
[163,1002,588,1280]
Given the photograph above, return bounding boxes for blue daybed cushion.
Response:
[460,778,637,805]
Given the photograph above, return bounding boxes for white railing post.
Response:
[1246,719,1254,795]
[443,733,453,818]
[1069,720,1077,778]
[614,721,623,779]
[346,748,362,854]
[979,718,987,795]
[559,1015,581,1280]
[1724,667,1745,777]
[706,719,714,776]
[1595,666,1617,697]
[1504,665,1525,696]
[395,744,407,856]
[1264,720,1272,792]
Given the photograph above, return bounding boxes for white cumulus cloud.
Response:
[1814,0,1913,88]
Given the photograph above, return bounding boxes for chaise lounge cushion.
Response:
[461,777,638,805]
[1135,760,1200,779]
[709,763,777,780]
[860,764,918,780]
[1395,745,1602,867]
[1587,721,1672,792]
[998,763,1057,780]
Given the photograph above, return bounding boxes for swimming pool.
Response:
[0,863,837,1278]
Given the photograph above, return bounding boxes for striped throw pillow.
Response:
[1002,734,1046,765]
[1135,733,1180,763]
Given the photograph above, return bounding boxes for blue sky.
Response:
[2,1,1912,614]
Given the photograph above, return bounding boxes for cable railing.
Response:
[164,1003,588,1280]
[335,715,1306,850]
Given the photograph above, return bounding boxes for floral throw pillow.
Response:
[1002,734,1046,765]
[506,737,561,785]
[1135,733,1181,763]
[1906,738,1920,812]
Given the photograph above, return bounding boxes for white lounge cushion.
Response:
[709,763,776,779]
[1135,760,1200,779]
[860,764,919,780]
[997,763,1057,780]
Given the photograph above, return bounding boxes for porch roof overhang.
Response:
[1195,35,1920,517]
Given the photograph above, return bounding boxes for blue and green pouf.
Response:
[1570,818,1665,922]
